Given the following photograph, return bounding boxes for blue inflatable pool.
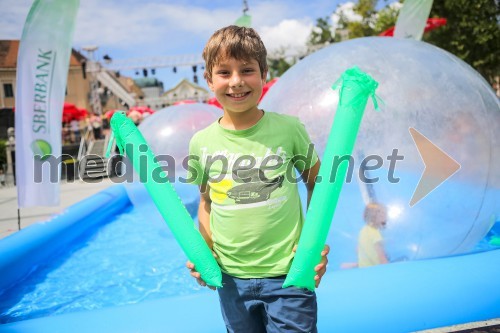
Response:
[0,184,499,333]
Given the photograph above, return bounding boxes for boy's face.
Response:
[207,57,266,115]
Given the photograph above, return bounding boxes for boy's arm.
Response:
[299,160,321,208]
[198,183,213,249]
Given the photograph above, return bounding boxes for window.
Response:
[3,84,14,98]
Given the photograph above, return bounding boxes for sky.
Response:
[0,0,346,91]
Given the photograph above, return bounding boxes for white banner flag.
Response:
[394,0,434,40]
[15,0,79,207]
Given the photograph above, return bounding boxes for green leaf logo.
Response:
[31,139,52,160]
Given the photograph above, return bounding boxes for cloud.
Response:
[0,0,338,88]
[0,0,32,39]
[259,19,313,58]
[331,2,363,31]
[0,0,327,58]
[73,1,235,51]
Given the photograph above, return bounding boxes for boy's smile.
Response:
[208,58,266,116]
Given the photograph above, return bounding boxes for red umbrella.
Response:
[259,78,278,102]
[129,106,156,114]
[379,18,447,37]
[62,102,79,123]
[173,100,197,106]
[127,110,143,124]
[76,108,88,120]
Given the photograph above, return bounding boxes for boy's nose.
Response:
[230,74,244,88]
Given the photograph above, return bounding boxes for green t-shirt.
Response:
[188,111,318,278]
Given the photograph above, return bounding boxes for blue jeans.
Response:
[217,273,318,333]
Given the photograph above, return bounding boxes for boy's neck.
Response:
[220,107,264,130]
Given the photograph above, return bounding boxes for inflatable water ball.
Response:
[126,103,220,223]
[138,103,222,179]
[284,67,380,290]
[260,37,500,268]
[111,112,222,287]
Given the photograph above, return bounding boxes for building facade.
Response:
[161,78,210,105]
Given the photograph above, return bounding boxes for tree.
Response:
[308,1,400,45]
[266,46,297,79]
[267,57,294,79]
[372,2,401,34]
[309,17,336,46]
[270,0,499,84]
[424,0,500,83]
[268,1,399,77]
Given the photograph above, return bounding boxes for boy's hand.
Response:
[186,261,216,290]
[292,244,330,288]
[186,251,218,291]
[314,244,330,288]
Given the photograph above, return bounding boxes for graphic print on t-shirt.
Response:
[201,145,288,208]
[226,167,284,204]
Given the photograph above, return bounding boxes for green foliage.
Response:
[424,0,500,82]
[373,2,401,34]
[308,17,335,45]
[267,47,297,79]
[269,0,498,84]
[267,57,294,79]
[349,0,379,38]
[309,0,399,44]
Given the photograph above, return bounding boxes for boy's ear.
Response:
[208,80,215,92]
[205,72,214,91]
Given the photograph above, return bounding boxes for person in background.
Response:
[358,202,389,268]
[90,113,103,139]
[0,169,5,187]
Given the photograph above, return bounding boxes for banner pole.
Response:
[17,208,21,230]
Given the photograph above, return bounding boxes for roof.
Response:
[117,75,145,98]
[0,41,19,68]
[133,77,163,88]
[163,78,209,95]
[0,40,87,68]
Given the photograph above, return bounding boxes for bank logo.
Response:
[31,139,52,160]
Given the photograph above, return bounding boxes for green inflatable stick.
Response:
[283,66,380,291]
[490,236,500,247]
[235,14,252,27]
[108,112,222,288]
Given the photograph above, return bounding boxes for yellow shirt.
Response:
[358,225,383,267]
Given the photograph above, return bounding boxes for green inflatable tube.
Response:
[283,66,379,290]
[109,112,222,288]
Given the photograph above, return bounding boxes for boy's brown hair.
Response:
[202,25,268,81]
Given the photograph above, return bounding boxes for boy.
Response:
[186,26,329,333]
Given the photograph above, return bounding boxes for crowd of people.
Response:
[62,110,147,146]
[62,113,102,145]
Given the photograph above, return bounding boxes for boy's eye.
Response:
[243,68,255,74]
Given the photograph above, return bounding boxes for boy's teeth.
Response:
[233,93,245,97]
